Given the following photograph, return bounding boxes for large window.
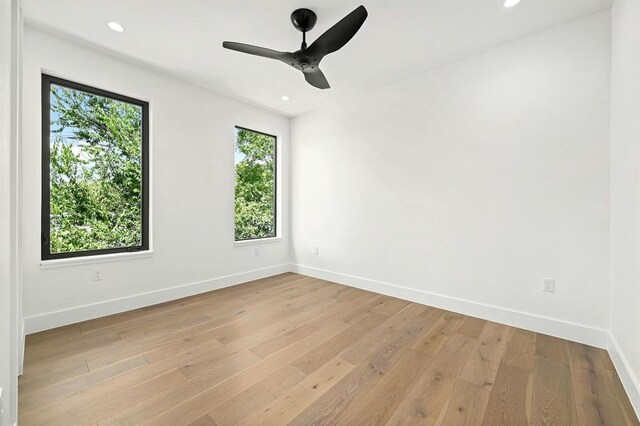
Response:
[41,75,149,260]
[234,126,277,241]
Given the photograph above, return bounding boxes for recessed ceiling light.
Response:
[107,21,125,32]
[281,95,290,102]
[503,0,521,7]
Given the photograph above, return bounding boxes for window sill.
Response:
[40,250,153,270]
[234,237,282,247]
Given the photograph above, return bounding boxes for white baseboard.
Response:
[291,264,609,349]
[608,333,640,419]
[23,263,292,334]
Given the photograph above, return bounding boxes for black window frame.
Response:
[234,125,278,242]
[41,74,150,260]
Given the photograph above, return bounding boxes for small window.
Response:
[234,126,277,241]
[41,75,149,260]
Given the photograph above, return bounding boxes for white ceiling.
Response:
[23,0,612,117]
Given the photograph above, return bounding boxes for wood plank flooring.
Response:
[19,273,639,425]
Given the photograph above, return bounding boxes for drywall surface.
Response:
[0,2,11,423]
[22,27,290,331]
[291,13,611,338]
[609,0,640,415]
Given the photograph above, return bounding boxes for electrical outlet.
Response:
[543,278,555,293]
[253,248,259,256]
[93,270,103,281]
[313,246,319,255]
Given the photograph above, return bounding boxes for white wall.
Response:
[609,0,640,415]
[291,12,612,346]
[1,0,21,423]
[21,27,291,332]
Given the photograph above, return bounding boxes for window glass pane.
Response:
[47,82,144,254]
[234,127,276,240]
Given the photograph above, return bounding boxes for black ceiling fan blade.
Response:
[307,5,368,59]
[303,68,330,89]
[222,41,292,62]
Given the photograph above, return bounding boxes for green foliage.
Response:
[49,85,143,253]
[235,128,276,240]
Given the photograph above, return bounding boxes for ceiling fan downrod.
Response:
[291,8,317,50]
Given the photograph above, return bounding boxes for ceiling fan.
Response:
[222,5,368,90]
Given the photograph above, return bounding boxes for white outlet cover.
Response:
[543,278,555,293]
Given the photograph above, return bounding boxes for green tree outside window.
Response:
[234,128,276,240]
[46,82,145,255]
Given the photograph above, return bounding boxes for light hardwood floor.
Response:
[20,273,639,425]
